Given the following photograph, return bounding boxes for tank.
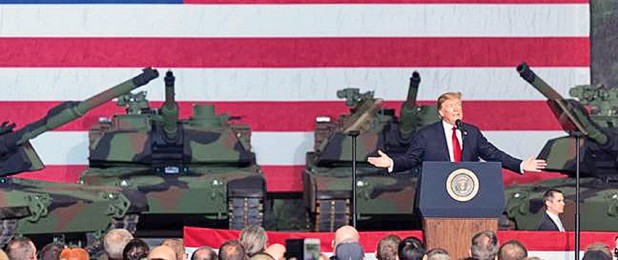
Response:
[0,68,157,248]
[503,62,618,231]
[79,71,266,231]
[303,72,440,232]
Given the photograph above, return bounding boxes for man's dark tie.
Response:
[452,127,462,162]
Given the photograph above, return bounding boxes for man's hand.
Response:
[522,156,547,172]
[367,150,392,168]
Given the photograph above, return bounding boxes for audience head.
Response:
[498,240,527,260]
[334,241,364,260]
[59,247,89,260]
[470,230,499,260]
[582,242,612,260]
[148,245,177,260]
[104,228,134,260]
[39,241,65,260]
[397,236,425,260]
[162,238,187,260]
[542,189,564,215]
[240,225,268,257]
[334,225,360,248]
[123,238,150,260]
[376,234,401,260]
[6,236,37,260]
[248,252,275,260]
[264,243,286,260]
[425,248,450,260]
[0,249,8,260]
[219,240,246,260]
[191,246,218,260]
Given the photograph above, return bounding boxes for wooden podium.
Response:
[417,162,504,259]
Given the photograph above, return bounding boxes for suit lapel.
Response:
[435,122,450,161]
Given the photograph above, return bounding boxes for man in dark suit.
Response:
[368,92,546,173]
[537,188,565,231]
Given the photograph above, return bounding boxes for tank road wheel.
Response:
[0,219,17,248]
[228,198,264,229]
[314,199,349,232]
[110,214,140,234]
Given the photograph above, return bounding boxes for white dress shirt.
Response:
[442,121,462,162]
[546,210,566,232]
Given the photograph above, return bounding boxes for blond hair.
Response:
[436,92,462,110]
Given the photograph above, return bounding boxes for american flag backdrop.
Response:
[0,0,589,192]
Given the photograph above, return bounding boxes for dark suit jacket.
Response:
[537,211,561,231]
[391,121,522,173]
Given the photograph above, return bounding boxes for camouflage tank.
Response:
[303,72,439,232]
[79,71,266,231]
[503,62,618,231]
[0,68,157,247]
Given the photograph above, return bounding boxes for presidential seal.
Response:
[445,168,479,202]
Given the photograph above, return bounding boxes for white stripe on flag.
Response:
[0,4,588,37]
[0,68,589,101]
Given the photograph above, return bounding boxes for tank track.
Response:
[314,199,350,232]
[228,197,264,229]
[0,219,17,248]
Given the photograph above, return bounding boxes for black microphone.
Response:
[455,119,467,136]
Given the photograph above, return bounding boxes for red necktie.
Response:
[452,127,462,162]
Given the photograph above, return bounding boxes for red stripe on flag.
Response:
[15,165,563,193]
[0,37,588,67]
[185,0,588,3]
[0,100,565,132]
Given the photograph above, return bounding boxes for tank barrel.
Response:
[517,62,608,144]
[517,63,564,100]
[16,68,159,145]
[399,71,421,139]
[161,70,179,140]
[403,71,421,109]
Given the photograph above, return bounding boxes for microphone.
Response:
[455,119,468,136]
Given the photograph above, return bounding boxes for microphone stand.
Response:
[569,130,583,260]
[348,130,360,228]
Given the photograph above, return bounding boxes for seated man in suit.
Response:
[538,188,566,231]
[368,92,546,173]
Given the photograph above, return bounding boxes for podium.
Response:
[418,162,504,258]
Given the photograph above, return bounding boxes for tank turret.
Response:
[503,63,618,232]
[80,70,265,231]
[304,72,439,231]
[0,68,157,250]
[0,68,159,177]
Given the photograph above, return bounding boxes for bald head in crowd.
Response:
[498,240,527,260]
[104,228,134,260]
[334,225,360,247]
[148,245,177,260]
[6,237,36,260]
[162,238,187,260]
[191,246,217,260]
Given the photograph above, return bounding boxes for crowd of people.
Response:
[0,223,615,259]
